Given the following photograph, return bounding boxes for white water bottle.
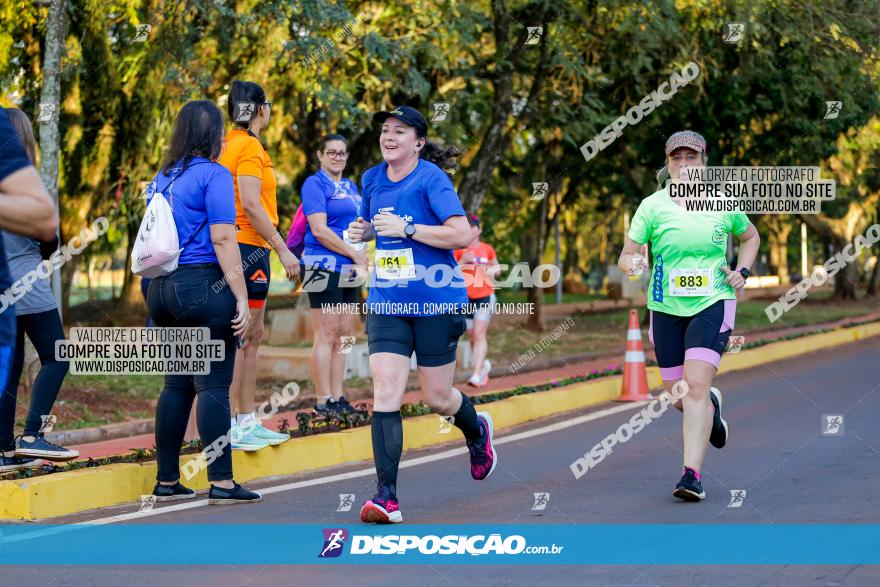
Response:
[343,229,365,252]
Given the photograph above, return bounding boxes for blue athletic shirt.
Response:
[360,159,468,316]
[0,107,33,348]
[302,169,361,271]
[145,157,236,265]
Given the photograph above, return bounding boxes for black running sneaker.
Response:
[709,387,729,449]
[208,482,262,505]
[152,481,197,502]
[336,397,367,415]
[0,453,40,473]
[315,398,339,414]
[15,434,79,461]
[673,466,706,501]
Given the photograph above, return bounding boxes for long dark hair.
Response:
[6,108,36,165]
[227,80,267,129]
[420,140,462,172]
[161,100,225,175]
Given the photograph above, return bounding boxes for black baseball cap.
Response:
[372,105,428,138]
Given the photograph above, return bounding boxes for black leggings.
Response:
[0,309,69,451]
[147,263,237,483]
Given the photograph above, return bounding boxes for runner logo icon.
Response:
[302,267,329,292]
[821,414,844,435]
[337,494,355,512]
[319,528,349,558]
[531,493,550,511]
[727,490,746,508]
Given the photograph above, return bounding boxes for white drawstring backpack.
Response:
[131,164,206,278]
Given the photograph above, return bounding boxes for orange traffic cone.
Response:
[618,309,652,401]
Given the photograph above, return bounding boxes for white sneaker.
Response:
[468,374,483,387]
[481,359,492,385]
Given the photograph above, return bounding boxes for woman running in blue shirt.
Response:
[347,106,497,524]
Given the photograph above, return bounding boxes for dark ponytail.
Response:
[227,80,267,128]
[419,140,462,172]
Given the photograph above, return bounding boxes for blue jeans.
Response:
[147,263,237,483]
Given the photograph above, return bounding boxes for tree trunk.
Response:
[765,217,792,282]
[867,252,880,297]
[522,197,548,331]
[37,0,68,316]
[831,235,857,300]
[115,223,142,311]
[458,2,550,212]
[61,261,75,318]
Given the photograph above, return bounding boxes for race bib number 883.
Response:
[669,268,712,296]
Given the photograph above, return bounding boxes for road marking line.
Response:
[6,400,648,542]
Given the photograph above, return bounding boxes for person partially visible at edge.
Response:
[300,133,367,416]
[145,99,260,504]
[0,105,59,474]
[346,105,497,524]
[617,130,760,503]
[219,80,298,452]
[454,214,500,387]
[0,108,79,467]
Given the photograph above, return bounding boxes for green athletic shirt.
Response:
[628,187,750,317]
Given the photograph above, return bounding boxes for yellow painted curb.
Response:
[719,321,880,374]
[0,321,876,520]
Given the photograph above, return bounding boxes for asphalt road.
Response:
[4,338,879,586]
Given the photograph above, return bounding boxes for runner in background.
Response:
[453,214,499,387]
[0,106,59,473]
[0,108,78,463]
[220,80,299,451]
[347,106,497,524]
[617,130,760,502]
[300,134,368,416]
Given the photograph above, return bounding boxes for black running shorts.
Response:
[239,243,271,307]
[649,299,736,381]
[366,312,467,367]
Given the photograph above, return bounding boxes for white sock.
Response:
[238,412,257,428]
[230,417,237,429]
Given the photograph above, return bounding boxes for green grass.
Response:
[486,292,879,367]
[734,290,875,331]
[66,373,165,399]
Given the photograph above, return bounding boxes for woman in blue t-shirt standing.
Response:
[347,106,497,524]
[144,100,260,505]
[301,134,368,415]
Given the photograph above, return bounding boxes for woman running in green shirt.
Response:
[617,130,760,502]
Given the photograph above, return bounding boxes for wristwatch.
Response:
[404,222,416,238]
[737,267,750,279]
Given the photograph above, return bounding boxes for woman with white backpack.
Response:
[138,100,260,504]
